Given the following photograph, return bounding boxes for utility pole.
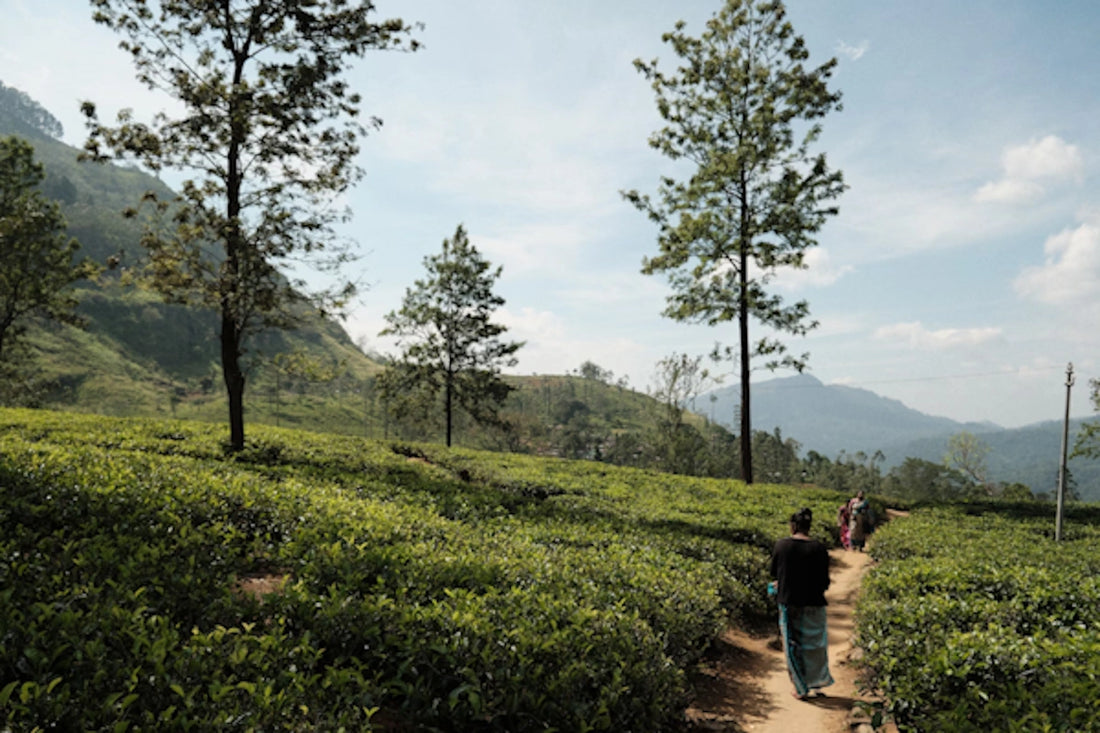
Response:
[1056,362,1075,541]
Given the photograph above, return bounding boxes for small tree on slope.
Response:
[380,225,523,447]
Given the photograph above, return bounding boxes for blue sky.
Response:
[4,0,1098,428]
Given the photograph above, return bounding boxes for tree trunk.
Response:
[222,40,248,453]
[739,184,754,485]
[444,366,454,447]
[739,269,753,485]
[222,312,246,451]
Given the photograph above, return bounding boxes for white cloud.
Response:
[836,40,870,61]
[1003,136,1084,181]
[836,166,1005,260]
[974,135,1083,204]
[555,269,668,310]
[973,178,1044,205]
[774,248,853,290]
[807,312,869,338]
[874,322,1003,350]
[475,222,589,277]
[497,306,648,380]
[376,79,644,217]
[1014,223,1100,305]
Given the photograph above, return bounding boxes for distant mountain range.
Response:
[697,373,1100,500]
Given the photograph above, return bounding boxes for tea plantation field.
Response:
[856,503,1100,731]
[0,409,850,731]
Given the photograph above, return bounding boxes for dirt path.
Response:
[686,548,891,732]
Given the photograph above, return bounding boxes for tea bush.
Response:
[856,505,1100,731]
[0,408,848,730]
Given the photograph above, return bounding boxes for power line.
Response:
[854,365,1067,387]
[743,364,1071,391]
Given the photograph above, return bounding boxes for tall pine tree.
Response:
[624,0,844,483]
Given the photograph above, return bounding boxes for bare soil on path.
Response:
[685,548,895,732]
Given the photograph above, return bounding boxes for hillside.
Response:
[879,418,1100,500]
[6,82,1098,499]
[3,82,731,459]
[698,373,995,456]
[1,83,382,427]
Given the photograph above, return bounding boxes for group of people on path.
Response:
[837,489,873,551]
[768,490,874,701]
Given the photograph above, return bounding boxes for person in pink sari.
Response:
[837,503,851,549]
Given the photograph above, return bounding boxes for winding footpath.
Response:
[686,547,897,732]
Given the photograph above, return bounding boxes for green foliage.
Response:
[803,448,885,496]
[0,408,849,731]
[752,428,804,484]
[646,353,717,475]
[1072,377,1100,461]
[944,430,991,490]
[624,0,845,483]
[856,504,1100,730]
[492,373,744,478]
[380,224,523,447]
[0,136,98,372]
[880,456,975,503]
[82,0,418,450]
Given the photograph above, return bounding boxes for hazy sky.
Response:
[4,0,1098,428]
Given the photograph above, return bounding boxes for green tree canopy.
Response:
[578,360,614,384]
[81,0,418,450]
[1073,378,1100,460]
[882,456,974,503]
[380,224,523,447]
[624,0,844,483]
[648,352,716,475]
[944,431,991,492]
[0,136,97,371]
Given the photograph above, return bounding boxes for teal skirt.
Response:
[778,603,834,697]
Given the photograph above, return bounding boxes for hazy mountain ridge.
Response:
[879,418,1099,499]
[698,373,999,457]
[699,373,1099,499]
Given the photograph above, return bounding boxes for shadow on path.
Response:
[684,547,890,732]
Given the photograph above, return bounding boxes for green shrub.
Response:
[856,505,1100,731]
[0,408,850,731]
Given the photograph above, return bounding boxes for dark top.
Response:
[770,536,830,607]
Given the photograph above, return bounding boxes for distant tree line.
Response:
[284,351,1055,503]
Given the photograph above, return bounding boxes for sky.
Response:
[3,0,1099,429]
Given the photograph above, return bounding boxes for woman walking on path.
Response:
[837,502,851,549]
[770,508,834,700]
[848,491,871,551]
